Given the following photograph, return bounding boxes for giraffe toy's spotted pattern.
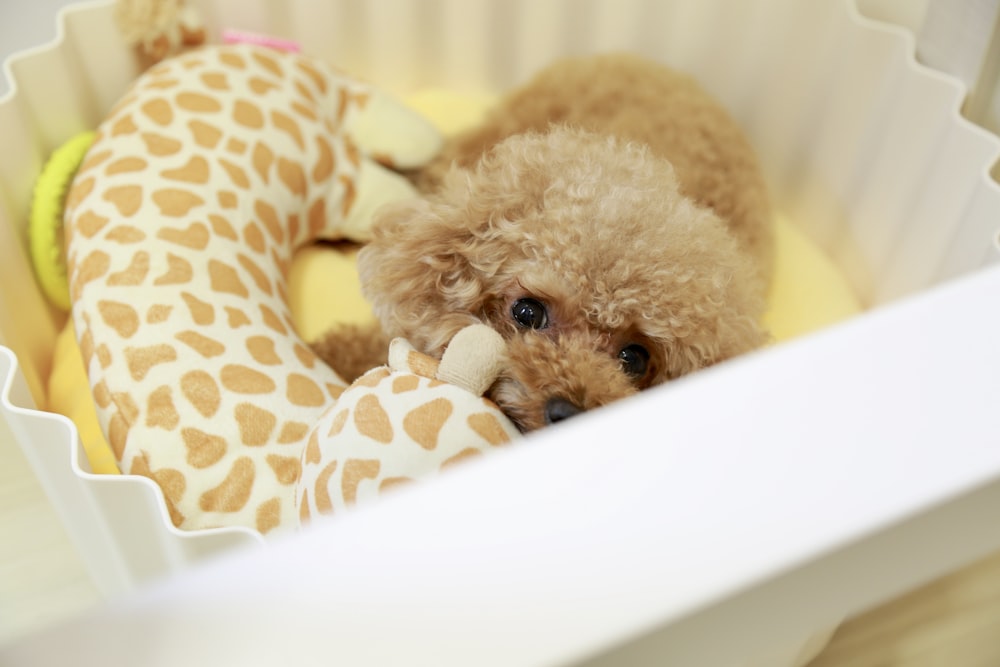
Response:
[296,327,520,524]
[64,44,441,535]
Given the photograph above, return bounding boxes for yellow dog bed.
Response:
[47,89,862,476]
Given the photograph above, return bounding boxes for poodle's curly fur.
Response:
[314,53,773,432]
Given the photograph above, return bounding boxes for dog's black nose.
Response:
[544,397,583,424]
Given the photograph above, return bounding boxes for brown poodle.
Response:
[313,53,773,431]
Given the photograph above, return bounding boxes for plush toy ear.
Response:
[357,195,489,357]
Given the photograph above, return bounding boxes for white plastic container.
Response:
[1,0,999,665]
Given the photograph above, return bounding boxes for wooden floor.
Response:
[809,550,1000,667]
[3,413,999,663]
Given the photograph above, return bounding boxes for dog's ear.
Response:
[357,195,490,357]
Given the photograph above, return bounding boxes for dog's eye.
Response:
[618,344,650,379]
[511,298,548,329]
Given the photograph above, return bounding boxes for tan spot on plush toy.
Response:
[225,307,251,329]
[272,110,304,149]
[243,223,266,254]
[146,385,180,430]
[207,213,238,240]
[219,51,245,69]
[218,158,250,189]
[233,99,264,129]
[248,76,278,95]
[153,253,192,286]
[292,80,314,103]
[180,369,221,417]
[141,132,182,156]
[379,477,412,493]
[208,259,249,297]
[220,364,276,394]
[392,375,419,394]
[73,251,110,300]
[75,211,109,238]
[177,91,222,113]
[287,373,325,407]
[175,330,225,358]
[251,51,283,78]
[111,115,137,137]
[278,422,310,444]
[266,454,301,485]
[297,61,328,95]
[105,226,146,244]
[252,142,273,183]
[157,221,210,249]
[235,403,277,446]
[180,292,214,324]
[256,497,281,534]
[311,135,334,182]
[108,411,129,459]
[306,197,326,236]
[338,174,357,216]
[161,155,210,184]
[442,448,483,470]
[77,316,95,363]
[97,300,140,338]
[145,78,180,90]
[96,343,112,368]
[353,368,391,388]
[109,251,150,286]
[217,191,237,209]
[293,344,316,369]
[259,304,288,335]
[298,491,310,523]
[141,98,174,126]
[130,453,186,527]
[125,344,177,381]
[327,409,349,437]
[254,200,283,243]
[199,71,228,91]
[277,157,306,196]
[291,101,317,123]
[467,413,512,446]
[199,456,255,512]
[109,392,140,458]
[246,336,281,365]
[403,397,453,450]
[305,431,321,465]
[353,394,393,443]
[188,120,222,149]
[79,149,112,175]
[182,427,227,468]
[225,137,247,154]
[103,185,143,216]
[313,460,338,514]
[146,304,172,323]
[106,157,148,175]
[237,254,273,295]
[92,379,111,410]
[341,459,380,504]
[66,175,95,210]
[152,189,205,217]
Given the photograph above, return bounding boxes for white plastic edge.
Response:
[0,345,263,599]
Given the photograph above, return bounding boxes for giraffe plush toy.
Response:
[296,324,519,524]
[63,42,499,536]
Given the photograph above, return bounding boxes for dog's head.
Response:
[359,126,766,431]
